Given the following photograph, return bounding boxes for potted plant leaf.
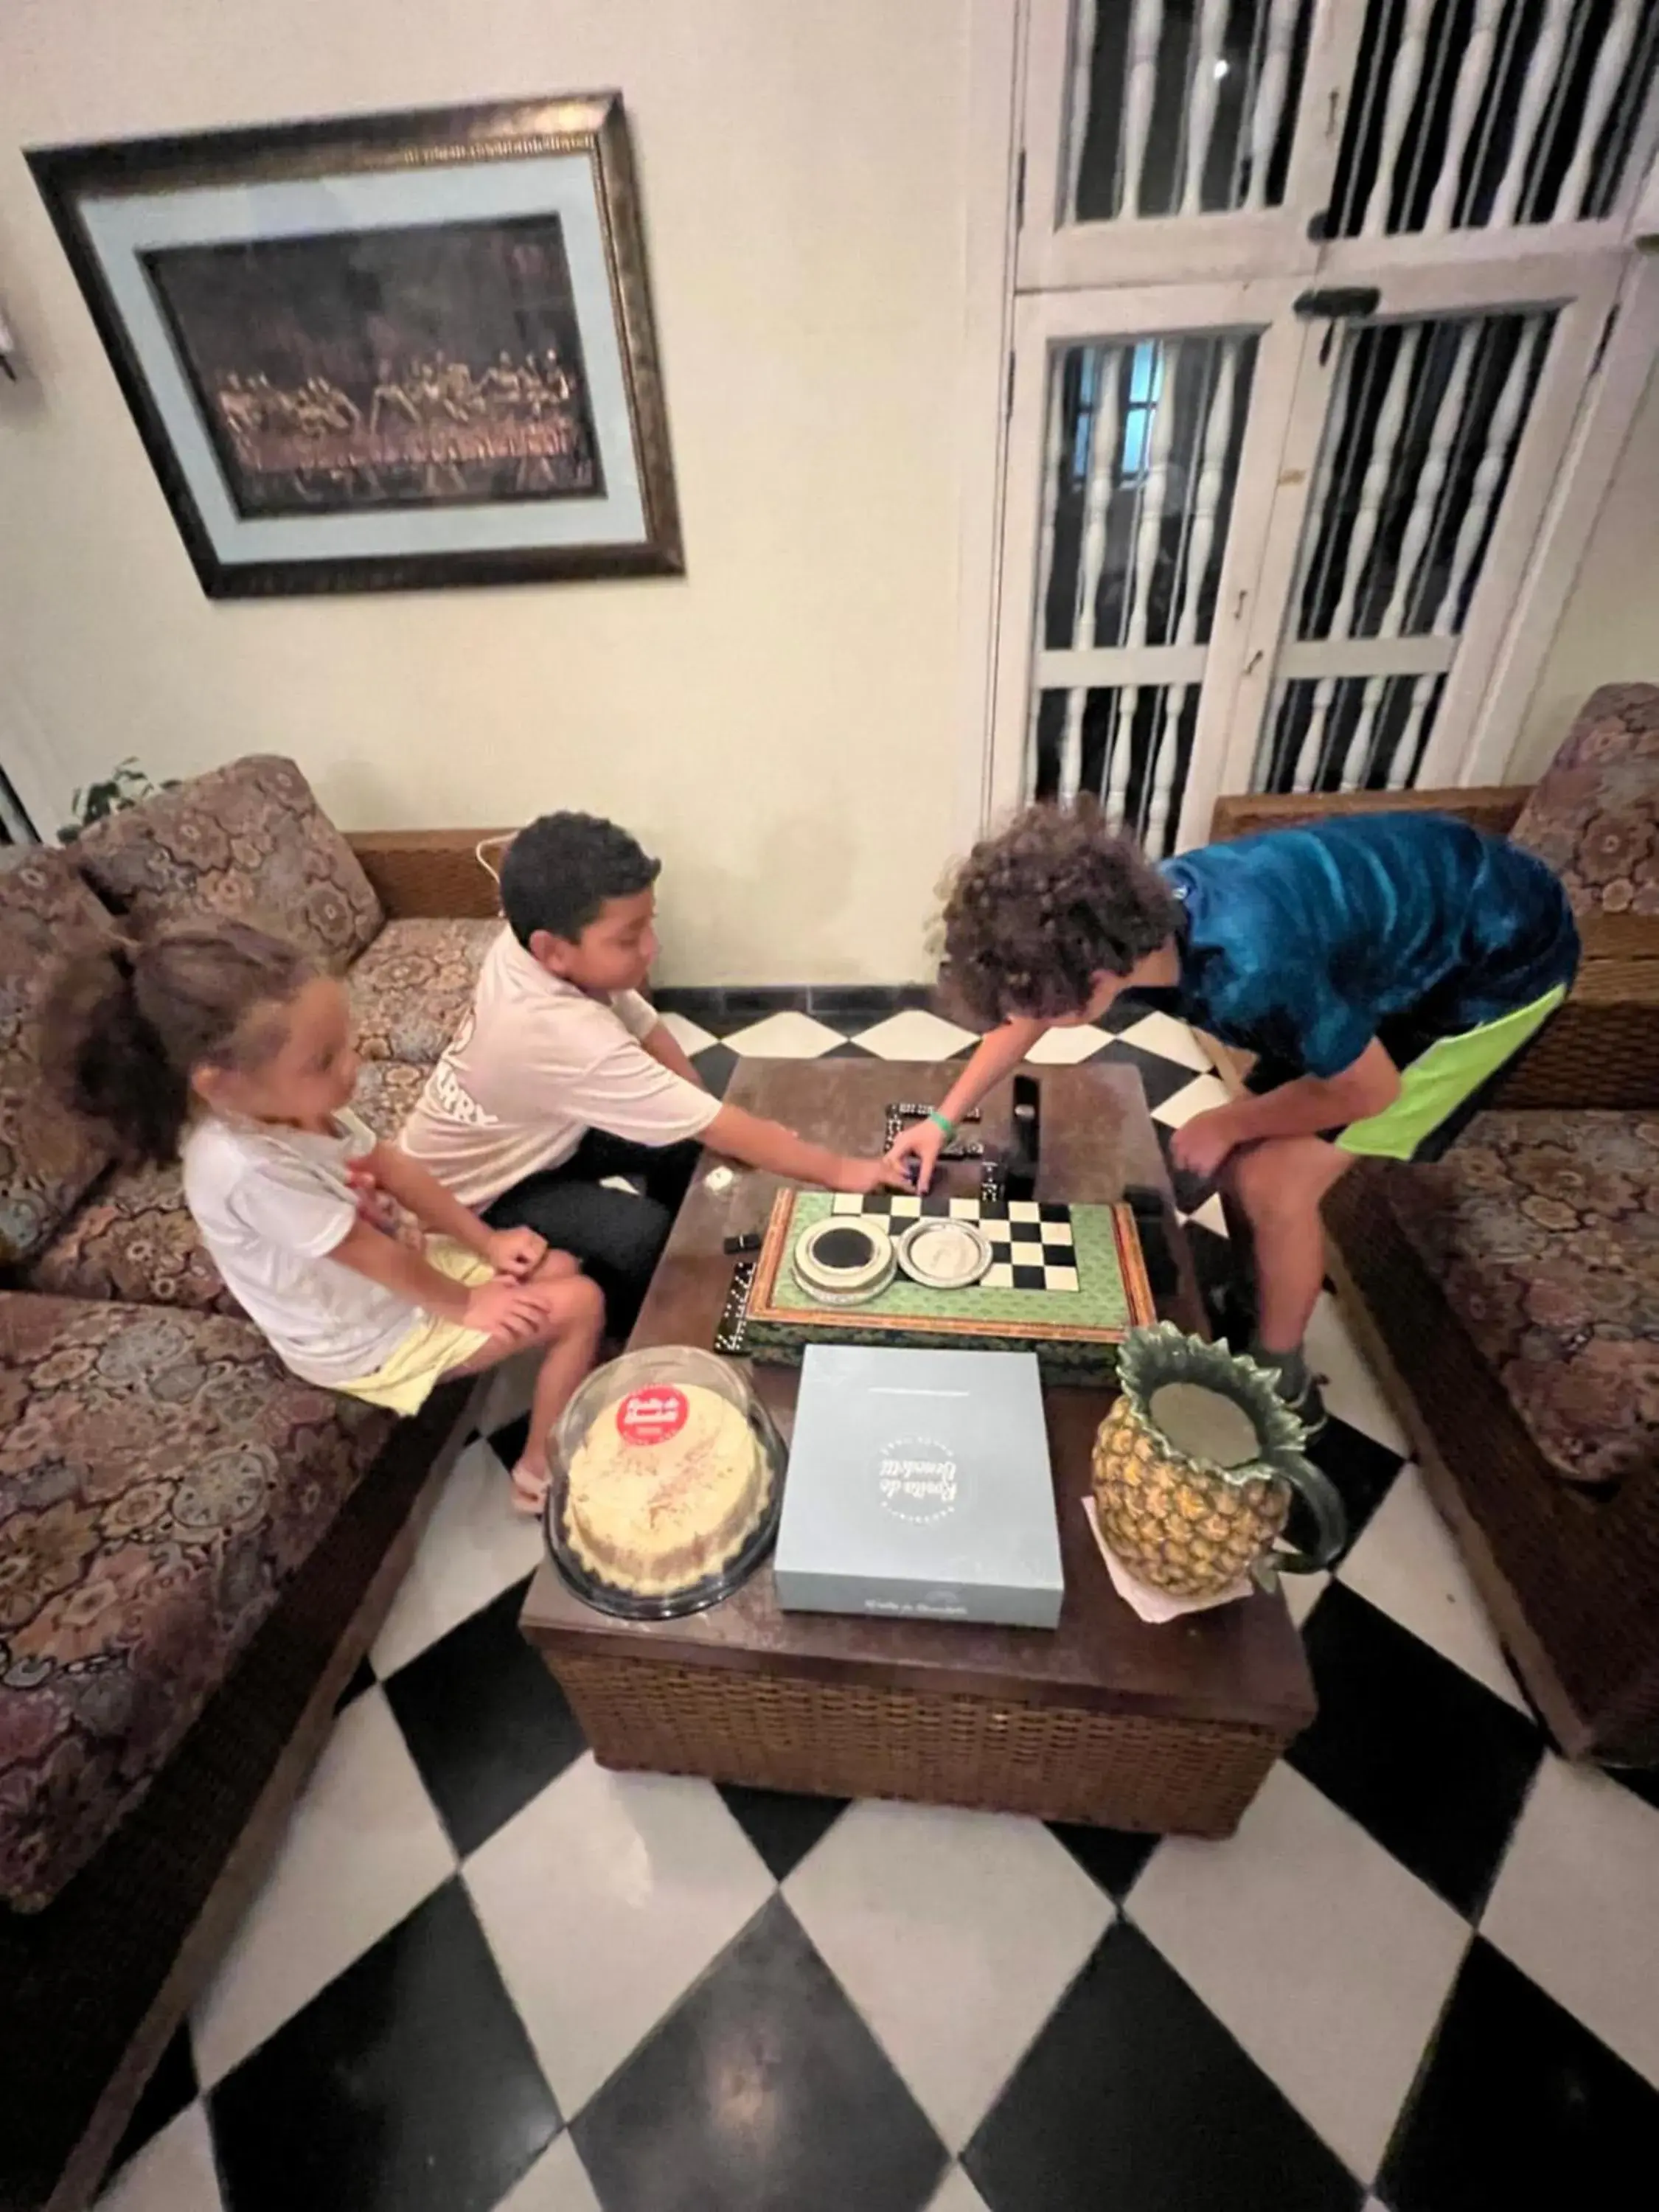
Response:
[59,758,178,842]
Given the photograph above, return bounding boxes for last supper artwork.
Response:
[141,213,605,516]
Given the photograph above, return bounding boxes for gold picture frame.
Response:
[30,96,682,597]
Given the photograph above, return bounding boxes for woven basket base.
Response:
[547,1654,1285,1840]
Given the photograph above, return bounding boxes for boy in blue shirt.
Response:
[890,804,1579,1433]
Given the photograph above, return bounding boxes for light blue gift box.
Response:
[773,1345,1063,1630]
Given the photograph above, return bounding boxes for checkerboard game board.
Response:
[730,1188,1154,1382]
[828,1191,1079,1292]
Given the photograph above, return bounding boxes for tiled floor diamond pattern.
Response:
[94,1009,1658,2212]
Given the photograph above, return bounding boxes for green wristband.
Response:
[928,1109,956,1140]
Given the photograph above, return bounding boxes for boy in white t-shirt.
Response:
[399,812,901,1333]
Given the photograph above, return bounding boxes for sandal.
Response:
[509,1461,548,1517]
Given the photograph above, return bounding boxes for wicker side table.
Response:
[521,1060,1315,1839]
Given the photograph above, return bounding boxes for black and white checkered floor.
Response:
[99,1006,1659,2212]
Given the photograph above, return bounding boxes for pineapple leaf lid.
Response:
[1115,1322,1309,1487]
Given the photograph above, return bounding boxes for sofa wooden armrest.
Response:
[1496,956,1659,1109]
[1323,1169,1659,1761]
[1208,785,1531,844]
[1579,911,1659,960]
[349,830,512,921]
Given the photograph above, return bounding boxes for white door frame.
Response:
[951,0,1029,852]
[1462,252,1659,783]
[0,662,65,842]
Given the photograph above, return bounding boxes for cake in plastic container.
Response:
[545,1346,785,1618]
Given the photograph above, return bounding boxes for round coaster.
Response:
[895,1216,992,1290]
[794,1216,896,1303]
[805,1271,898,1307]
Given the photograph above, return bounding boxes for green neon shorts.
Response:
[1335,984,1568,1162]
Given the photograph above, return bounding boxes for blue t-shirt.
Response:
[1153,815,1579,1079]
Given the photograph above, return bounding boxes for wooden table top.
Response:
[522,1060,1315,1734]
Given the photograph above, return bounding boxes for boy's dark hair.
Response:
[499,813,661,946]
[940,801,1182,1024]
[46,920,316,1165]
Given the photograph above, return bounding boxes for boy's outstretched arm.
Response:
[552,1032,889,1187]
[1172,1040,1400,1178]
[887,1018,1048,1193]
[702,1103,908,1194]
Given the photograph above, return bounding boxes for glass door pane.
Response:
[993,285,1307,852]
[1069,0,1318,223]
[1040,335,1254,655]
[1029,330,1257,847]
[1020,0,1352,284]
[1255,306,1554,790]
[1323,0,1659,246]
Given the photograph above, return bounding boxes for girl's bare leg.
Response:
[521,1272,605,1501]
[444,1259,605,1510]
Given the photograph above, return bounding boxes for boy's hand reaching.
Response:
[832,1153,913,1196]
[485,1226,549,1279]
[885,1116,947,1195]
[1170,1105,1245,1182]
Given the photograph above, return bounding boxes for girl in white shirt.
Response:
[51,920,602,1512]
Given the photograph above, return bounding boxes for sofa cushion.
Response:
[27,1154,237,1316]
[24,1059,435,1316]
[1387,1108,1659,1490]
[0,850,117,1267]
[0,1295,393,1910]
[348,1055,435,1138]
[1509,683,1659,919]
[74,754,382,970]
[350,1055,436,1137]
[349,917,501,1063]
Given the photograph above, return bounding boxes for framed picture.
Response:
[29,97,682,597]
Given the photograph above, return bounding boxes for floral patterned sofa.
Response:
[0,757,507,2211]
[1211,685,1659,1767]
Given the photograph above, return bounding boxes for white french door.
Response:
[1219,254,1625,807]
[992,0,1659,849]
[991,281,1308,841]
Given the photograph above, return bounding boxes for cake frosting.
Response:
[563,1382,770,1593]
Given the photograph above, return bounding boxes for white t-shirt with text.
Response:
[397,928,720,1207]
[182,1107,421,1388]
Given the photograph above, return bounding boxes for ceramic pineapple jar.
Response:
[1092,1324,1346,1598]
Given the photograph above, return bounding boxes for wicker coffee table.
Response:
[520,1060,1315,1838]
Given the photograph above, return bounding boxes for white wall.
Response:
[1510,355,1659,781]
[0,0,998,983]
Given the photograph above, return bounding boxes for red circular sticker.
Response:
[616,1386,689,1446]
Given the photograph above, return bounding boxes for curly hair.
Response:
[500,811,661,946]
[939,802,1181,1024]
